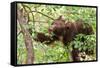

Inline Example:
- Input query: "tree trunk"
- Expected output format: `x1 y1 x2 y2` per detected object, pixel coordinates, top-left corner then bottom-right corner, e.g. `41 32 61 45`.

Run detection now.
17 8 34 64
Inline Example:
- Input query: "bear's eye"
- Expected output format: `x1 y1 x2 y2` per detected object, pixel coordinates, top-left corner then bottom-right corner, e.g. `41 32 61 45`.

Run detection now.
67 27 69 29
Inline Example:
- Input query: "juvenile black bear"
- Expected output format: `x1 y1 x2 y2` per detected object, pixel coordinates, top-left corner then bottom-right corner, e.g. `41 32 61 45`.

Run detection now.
34 16 94 45
49 16 94 45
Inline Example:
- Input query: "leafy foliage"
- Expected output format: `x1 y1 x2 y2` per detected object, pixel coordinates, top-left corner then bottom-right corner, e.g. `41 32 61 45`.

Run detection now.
71 34 96 53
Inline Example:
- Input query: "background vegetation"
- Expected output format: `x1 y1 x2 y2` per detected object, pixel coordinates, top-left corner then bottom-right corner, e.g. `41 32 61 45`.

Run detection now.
17 3 97 64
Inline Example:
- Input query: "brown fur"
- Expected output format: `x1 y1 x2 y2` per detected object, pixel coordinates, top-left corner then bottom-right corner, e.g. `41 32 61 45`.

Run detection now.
49 16 94 45
35 16 94 45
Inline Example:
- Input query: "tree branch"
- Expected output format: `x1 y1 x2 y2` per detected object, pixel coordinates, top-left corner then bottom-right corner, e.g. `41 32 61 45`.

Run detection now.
30 10 55 20
21 4 35 22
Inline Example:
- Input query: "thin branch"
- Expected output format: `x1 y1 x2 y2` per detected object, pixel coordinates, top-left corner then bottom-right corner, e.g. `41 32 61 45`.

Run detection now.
21 4 37 34
21 4 54 20
30 10 55 20
17 30 22 36
21 4 55 21
22 4 35 22
29 20 48 23
21 4 30 23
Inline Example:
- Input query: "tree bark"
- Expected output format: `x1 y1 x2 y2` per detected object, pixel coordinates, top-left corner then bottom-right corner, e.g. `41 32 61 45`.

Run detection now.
17 8 34 64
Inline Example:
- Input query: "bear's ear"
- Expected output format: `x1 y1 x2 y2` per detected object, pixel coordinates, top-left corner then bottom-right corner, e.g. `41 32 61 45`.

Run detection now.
57 15 66 22
57 15 64 20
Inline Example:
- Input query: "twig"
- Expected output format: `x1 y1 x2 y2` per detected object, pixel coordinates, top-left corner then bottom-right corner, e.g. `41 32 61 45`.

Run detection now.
21 4 35 22
21 4 31 23
30 10 55 20
21 4 55 20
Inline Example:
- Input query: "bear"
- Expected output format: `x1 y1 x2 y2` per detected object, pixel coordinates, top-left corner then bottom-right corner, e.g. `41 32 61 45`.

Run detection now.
49 16 94 45
34 16 94 45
